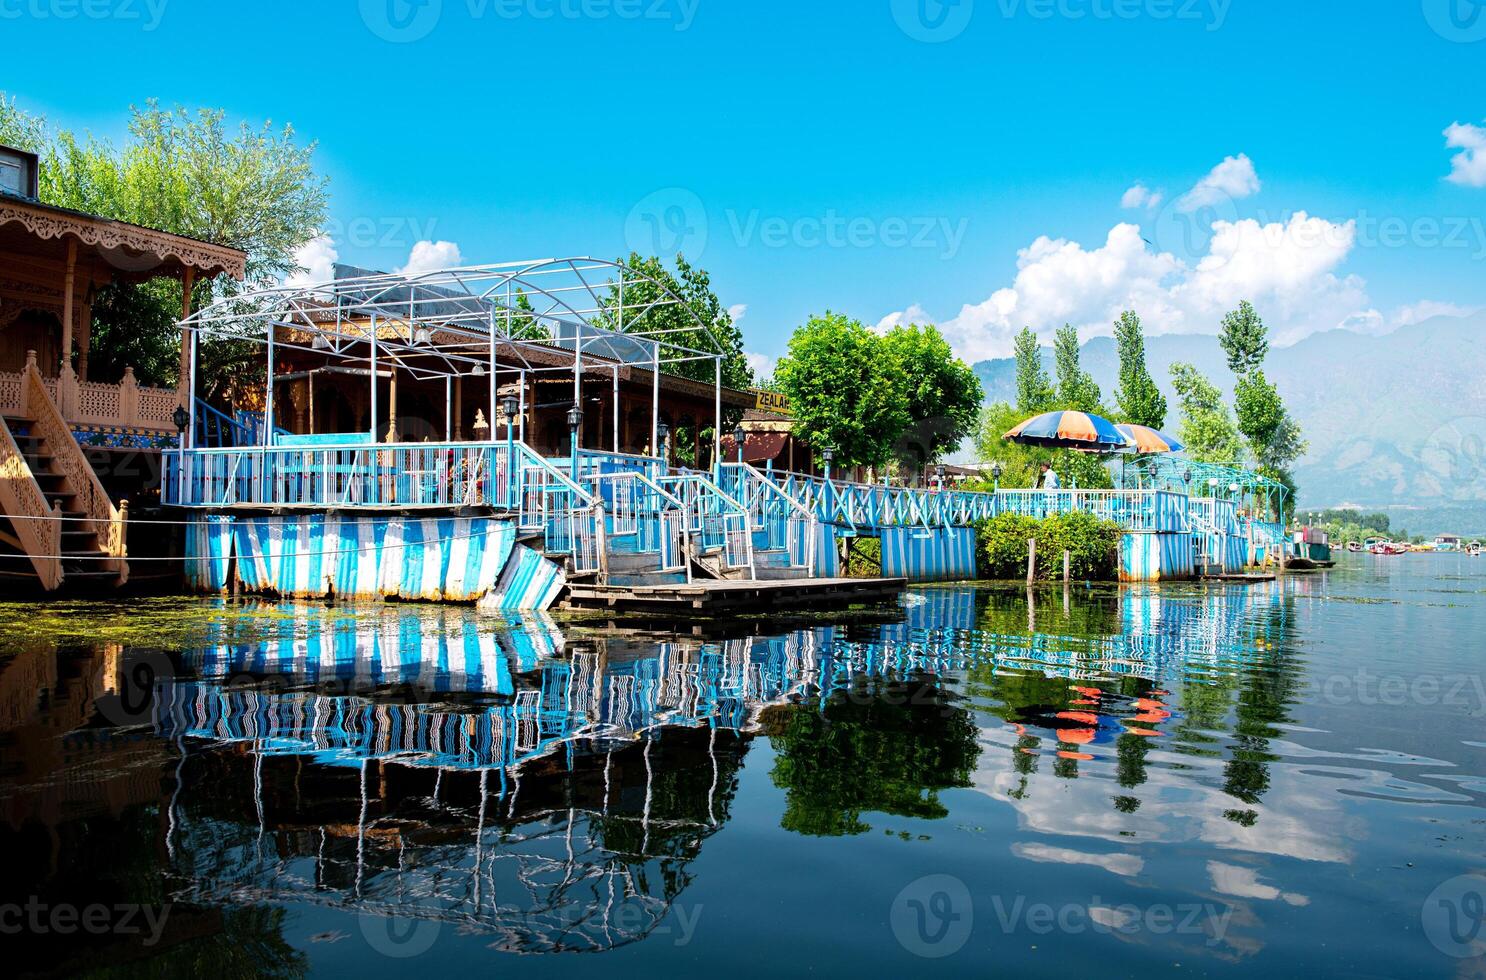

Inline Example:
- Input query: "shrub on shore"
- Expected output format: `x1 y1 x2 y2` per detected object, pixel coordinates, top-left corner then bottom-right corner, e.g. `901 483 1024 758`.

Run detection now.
976 512 1122 581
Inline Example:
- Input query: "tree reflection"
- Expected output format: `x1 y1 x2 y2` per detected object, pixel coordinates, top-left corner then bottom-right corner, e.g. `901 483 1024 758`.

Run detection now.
762 677 981 836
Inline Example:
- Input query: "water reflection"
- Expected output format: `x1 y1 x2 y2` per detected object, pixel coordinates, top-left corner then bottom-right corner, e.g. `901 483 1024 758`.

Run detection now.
3 565 1482 974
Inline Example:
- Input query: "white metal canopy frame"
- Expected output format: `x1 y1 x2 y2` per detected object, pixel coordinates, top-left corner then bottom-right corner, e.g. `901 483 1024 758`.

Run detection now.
177 256 734 456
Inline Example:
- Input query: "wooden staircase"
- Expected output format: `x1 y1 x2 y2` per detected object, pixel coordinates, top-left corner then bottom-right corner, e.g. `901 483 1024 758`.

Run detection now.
0 356 127 591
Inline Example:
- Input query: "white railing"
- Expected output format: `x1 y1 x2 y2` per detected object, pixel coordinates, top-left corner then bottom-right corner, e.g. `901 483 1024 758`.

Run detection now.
720 462 819 569
165 442 515 510
994 489 1188 532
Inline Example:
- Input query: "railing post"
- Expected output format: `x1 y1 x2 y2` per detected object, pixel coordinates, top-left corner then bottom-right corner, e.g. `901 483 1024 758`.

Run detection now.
120 367 140 426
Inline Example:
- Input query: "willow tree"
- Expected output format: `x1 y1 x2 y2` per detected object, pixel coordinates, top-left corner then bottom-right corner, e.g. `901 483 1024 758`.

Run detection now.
0 94 328 390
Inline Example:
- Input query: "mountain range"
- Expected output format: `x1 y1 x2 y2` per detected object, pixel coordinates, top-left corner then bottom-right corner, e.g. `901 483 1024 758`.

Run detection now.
970 312 1486 537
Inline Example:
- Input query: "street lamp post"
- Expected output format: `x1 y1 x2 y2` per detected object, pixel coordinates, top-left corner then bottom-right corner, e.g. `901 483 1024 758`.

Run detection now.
991 461 1003 494
656 422 670 475
936 464 946 492
567 405 584 478
172 404 190 449
821 446 834 482
501 394 519 504
733 423 746 465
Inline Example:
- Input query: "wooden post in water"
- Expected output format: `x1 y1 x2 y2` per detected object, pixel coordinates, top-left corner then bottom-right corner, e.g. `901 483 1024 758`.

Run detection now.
1027 537 1037 584
1063 550 1071 584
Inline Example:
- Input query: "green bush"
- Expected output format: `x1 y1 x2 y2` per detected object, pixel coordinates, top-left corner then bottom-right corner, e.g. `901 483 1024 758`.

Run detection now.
976 511 1122 581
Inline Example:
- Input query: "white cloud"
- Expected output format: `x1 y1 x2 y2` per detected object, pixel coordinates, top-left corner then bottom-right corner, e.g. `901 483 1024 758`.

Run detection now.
1394 299 1479 324
398 240 463 276
1012 843 1144 877
879 211 1369 361
728 303 748 324
1340 299 1480 336
1120 183 1163 210
1176 153 1261 212
745 351 775 380
1208 861 1310 906
1444 121 1486 187
285 234 338 289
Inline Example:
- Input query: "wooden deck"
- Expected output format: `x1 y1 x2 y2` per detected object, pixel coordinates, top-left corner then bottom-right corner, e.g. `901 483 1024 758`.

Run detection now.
561 576 908 614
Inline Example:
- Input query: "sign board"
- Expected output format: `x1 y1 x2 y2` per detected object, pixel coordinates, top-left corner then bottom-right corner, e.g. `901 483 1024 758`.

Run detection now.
753 389 792 416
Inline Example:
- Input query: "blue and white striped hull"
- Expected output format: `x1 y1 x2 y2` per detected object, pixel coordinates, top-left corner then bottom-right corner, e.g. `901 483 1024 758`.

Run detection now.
185 515 564 609
879 526 978 582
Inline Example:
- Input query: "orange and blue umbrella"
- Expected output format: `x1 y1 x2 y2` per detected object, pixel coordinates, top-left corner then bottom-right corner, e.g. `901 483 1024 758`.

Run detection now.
1003 411 1131 451
1114 423 1184 454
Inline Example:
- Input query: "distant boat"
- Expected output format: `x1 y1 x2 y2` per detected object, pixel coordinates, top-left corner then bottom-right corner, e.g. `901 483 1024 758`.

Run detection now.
1286 526 1336 570
1345 541 1362 553
1468 541 1483 557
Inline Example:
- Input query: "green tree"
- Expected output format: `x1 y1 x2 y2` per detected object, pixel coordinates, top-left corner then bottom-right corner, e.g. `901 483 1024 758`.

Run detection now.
1053 323 1101 412
1013 326 1054 413
1169 361 1244 463
763 682 980 837
1235 370 1306 471
1112 310 1167 428
596 252 751 389
880 322 983 469
974 401 1045 488
1219 300 1270 376
0 94 328 388
775 312 909 468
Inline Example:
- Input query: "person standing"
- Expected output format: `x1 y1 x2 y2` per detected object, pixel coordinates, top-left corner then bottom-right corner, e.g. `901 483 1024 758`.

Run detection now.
1037 462 1060 490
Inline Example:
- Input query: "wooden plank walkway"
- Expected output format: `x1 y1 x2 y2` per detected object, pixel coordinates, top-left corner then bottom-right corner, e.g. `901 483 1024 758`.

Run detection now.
561 576 907 614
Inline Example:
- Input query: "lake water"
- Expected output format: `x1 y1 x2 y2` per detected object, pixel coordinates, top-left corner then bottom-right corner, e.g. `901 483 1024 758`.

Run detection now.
2 555 1484 978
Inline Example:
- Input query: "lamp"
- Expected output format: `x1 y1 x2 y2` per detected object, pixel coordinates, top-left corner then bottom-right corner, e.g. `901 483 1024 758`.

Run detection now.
567 405 584 476
172 404 190 433
414 326 431 345
471 363 486 378
500 394 519 421
311 333 332 351
936 463 946 489
991 460 1003 492
656 422 671 469
732 423 746 463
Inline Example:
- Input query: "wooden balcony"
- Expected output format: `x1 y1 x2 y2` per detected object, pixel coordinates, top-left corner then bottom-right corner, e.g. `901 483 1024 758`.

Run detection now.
0 360 178 446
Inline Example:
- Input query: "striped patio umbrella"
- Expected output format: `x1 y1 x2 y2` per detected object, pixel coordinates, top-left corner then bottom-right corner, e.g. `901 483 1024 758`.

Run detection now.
1003 411 1131 452
1114 423 1185 454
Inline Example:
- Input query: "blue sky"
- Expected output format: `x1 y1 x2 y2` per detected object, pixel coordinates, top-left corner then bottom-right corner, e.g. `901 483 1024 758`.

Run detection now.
5 0 1486 371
